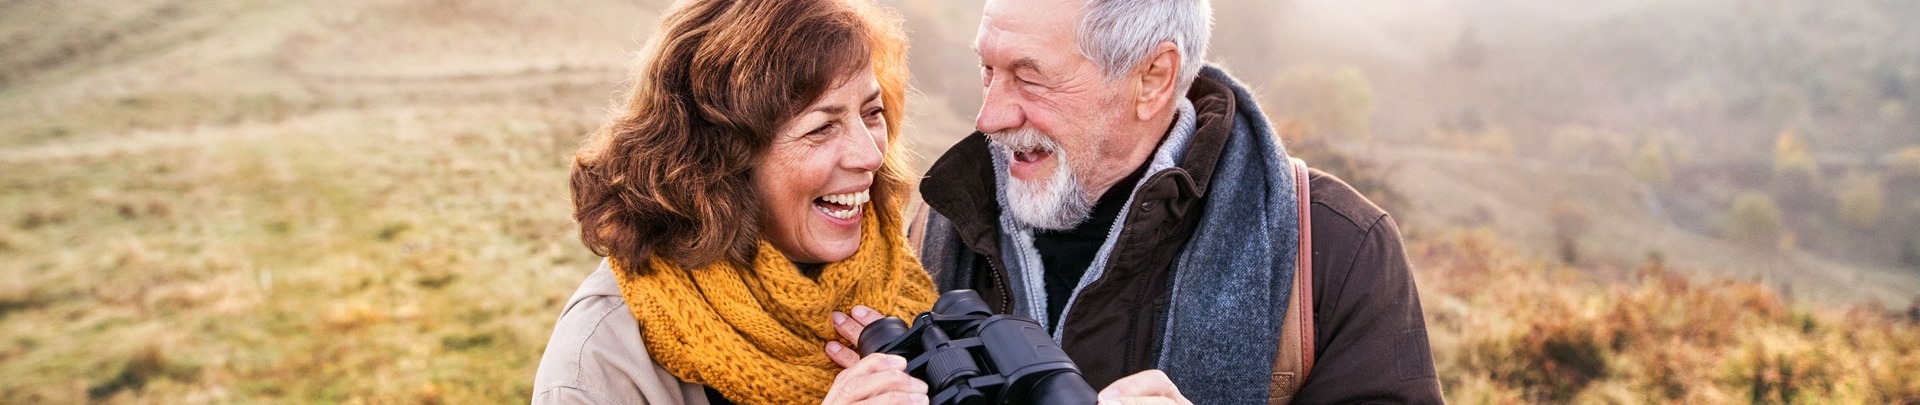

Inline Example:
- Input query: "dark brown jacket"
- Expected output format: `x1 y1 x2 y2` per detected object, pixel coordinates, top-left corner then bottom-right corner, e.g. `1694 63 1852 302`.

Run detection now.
916 73 1442 403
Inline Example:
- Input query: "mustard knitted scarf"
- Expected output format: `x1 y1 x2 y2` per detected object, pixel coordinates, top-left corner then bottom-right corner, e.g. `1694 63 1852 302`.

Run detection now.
611 214 937 405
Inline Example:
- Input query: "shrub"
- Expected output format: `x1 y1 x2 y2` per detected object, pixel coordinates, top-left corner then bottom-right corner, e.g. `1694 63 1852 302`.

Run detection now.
1412 229 1920 403
1889 146 1920 180
1719 191 1786 248
1836 173 1885 230
1549 198 1593 264
1630 138 1673 188
1772 129 1823 197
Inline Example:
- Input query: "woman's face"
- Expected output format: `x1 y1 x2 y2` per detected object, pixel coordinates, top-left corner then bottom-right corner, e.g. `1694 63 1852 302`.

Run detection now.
753 68 889 264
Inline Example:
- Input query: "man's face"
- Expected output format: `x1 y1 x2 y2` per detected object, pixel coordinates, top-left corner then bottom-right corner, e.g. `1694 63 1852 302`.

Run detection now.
975 0 1142 230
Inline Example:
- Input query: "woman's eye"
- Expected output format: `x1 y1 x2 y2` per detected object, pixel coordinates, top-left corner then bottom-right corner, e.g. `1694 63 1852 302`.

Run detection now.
806 123 836 138
864 108 885 122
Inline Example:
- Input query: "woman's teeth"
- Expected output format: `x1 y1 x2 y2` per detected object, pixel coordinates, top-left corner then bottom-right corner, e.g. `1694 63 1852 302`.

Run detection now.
820 190 869 206
819 205 861 220
815 190 870 220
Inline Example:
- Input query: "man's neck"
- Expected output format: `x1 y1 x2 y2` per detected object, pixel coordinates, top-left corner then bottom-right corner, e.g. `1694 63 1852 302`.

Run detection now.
1086 107 1180 198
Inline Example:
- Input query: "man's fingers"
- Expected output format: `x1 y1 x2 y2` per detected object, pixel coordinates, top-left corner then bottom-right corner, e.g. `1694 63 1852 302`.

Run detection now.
1099 369 1176 396
1096 398 1180 405
1097 370 1191 405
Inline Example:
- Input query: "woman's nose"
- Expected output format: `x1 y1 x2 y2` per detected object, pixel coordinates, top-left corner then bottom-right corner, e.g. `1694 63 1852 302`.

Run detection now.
842 122 883 173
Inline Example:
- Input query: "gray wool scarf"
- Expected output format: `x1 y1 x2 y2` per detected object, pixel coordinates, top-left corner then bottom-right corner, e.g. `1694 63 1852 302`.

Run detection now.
1154 66 1301 403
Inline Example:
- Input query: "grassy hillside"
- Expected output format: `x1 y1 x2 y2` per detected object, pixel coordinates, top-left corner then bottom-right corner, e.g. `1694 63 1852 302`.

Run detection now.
1416 228 1920 403
2 0 1916 403
1 0 648 401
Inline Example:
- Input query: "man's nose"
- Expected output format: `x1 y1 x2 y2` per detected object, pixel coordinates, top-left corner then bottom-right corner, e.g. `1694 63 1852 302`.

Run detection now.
975 75 1023 134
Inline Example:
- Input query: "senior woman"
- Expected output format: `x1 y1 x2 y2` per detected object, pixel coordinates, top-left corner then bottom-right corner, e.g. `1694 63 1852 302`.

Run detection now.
531 0 936 404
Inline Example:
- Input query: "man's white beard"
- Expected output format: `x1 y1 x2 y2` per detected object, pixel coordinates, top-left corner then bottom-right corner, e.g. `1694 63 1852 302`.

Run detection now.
990 127 1095 231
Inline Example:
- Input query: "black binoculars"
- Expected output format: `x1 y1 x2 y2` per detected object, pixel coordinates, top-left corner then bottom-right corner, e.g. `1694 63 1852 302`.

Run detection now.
856 290 1099 405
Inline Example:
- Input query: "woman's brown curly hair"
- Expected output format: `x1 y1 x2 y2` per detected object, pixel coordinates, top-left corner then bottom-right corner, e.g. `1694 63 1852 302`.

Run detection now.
570 0 913 269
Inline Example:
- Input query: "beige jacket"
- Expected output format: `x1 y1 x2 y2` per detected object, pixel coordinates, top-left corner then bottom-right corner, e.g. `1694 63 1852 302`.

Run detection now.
532 260 710 405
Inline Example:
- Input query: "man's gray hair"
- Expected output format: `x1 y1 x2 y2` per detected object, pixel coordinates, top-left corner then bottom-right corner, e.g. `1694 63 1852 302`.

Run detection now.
1076 0 1213 93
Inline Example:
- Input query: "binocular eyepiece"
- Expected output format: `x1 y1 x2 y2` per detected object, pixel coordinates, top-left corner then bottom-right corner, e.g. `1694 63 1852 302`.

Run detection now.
856 290 1098 405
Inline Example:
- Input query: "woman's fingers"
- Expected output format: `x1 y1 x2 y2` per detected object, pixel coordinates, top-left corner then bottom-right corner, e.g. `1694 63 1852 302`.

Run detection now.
825 340 860 368
824 307 923 404
856 391 931 405
828 354 926 404
832 306 886 348
849 355 926 396
827 309 871 368
850 305 885 324
831 311 866 349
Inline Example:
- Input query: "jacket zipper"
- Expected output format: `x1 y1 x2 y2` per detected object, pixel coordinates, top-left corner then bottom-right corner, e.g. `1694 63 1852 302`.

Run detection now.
984 254 1014 314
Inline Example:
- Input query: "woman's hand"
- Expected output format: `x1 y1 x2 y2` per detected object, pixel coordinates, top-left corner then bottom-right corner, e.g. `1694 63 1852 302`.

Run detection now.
1097 370 1193 405
821 353 928 405
825 305 886 368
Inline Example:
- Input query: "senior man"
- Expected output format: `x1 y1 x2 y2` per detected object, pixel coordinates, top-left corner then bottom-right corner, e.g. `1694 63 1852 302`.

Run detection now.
827 0 1442 403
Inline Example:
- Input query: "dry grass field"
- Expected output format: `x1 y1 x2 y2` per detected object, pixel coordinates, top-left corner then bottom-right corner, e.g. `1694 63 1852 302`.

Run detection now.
1 0 648 401
2 0 1916 403
1414 229 1920 403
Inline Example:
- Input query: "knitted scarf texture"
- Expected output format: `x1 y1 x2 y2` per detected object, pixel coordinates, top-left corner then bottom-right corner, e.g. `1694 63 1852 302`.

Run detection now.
612 214 937 404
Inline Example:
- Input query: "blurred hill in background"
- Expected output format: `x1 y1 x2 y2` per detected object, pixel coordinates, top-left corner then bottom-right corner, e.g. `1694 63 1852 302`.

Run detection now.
1 0 1915 402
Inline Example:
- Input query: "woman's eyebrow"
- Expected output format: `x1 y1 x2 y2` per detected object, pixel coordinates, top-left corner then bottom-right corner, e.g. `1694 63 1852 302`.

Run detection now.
807 88 884 116
808 105 848 115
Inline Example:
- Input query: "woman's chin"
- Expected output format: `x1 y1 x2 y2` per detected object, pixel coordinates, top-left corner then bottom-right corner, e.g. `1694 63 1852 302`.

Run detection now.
800 219 863 263
798 240 860 264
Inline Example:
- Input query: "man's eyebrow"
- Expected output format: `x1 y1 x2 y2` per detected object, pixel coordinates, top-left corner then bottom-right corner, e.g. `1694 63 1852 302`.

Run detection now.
863 90 881 106
1009 57 1042 74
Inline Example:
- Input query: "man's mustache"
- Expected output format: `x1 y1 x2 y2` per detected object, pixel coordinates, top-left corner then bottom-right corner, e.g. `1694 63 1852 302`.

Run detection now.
987 127 1060 153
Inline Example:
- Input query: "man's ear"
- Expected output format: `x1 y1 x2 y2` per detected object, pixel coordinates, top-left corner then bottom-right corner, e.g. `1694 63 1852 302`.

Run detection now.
1133 41 1181 121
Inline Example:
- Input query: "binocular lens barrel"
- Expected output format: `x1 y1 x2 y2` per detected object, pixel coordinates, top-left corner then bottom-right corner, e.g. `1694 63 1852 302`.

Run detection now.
857 317 910 356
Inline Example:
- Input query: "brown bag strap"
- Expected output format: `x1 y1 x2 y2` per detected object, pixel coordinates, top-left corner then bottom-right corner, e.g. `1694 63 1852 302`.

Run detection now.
1269 158 1316 405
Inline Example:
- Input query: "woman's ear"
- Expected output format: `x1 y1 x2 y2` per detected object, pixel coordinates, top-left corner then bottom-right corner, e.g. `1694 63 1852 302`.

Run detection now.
1133 41 1182 121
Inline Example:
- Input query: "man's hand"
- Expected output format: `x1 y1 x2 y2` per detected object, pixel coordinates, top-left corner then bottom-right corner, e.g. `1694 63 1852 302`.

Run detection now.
825 305 886 368
1097 370 1193 405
